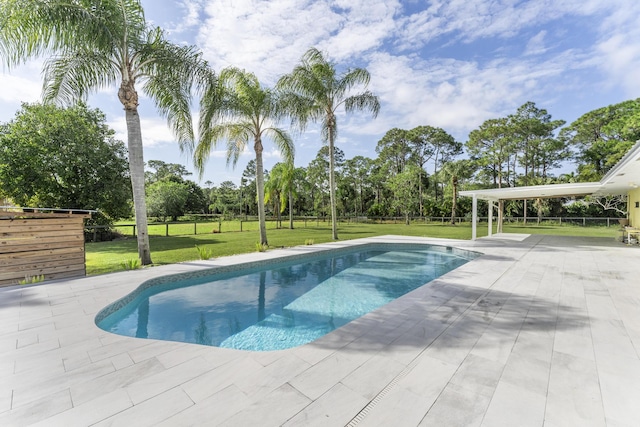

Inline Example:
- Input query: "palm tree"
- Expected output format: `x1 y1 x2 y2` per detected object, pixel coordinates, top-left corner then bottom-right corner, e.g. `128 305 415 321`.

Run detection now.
0 0 211 265
265 162 296 229
195 67 294 246
278 47 380 240
264 169 283 228
440 159 475 226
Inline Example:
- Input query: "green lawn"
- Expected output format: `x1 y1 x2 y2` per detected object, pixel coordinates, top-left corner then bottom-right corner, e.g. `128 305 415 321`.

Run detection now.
85 219 618 276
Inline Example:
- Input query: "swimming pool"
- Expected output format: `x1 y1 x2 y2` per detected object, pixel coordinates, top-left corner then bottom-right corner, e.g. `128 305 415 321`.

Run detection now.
96 243 480 351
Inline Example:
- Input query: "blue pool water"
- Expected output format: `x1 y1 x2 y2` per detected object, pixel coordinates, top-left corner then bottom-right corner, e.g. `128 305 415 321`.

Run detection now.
96 244 479 351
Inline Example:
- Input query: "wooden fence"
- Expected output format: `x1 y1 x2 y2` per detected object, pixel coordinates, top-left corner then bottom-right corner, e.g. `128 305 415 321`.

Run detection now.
0 210 90 286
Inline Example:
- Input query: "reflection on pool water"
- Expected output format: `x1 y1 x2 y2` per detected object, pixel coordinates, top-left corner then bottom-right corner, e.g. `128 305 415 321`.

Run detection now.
96 244 480 351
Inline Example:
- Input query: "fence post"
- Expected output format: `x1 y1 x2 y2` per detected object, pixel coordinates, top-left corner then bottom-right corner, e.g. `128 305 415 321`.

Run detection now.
583 217 586 227
194 218 197 235
166 223 169 237
218 219 222 233
132 225 136 237
240 220 243 232
607 218 610 227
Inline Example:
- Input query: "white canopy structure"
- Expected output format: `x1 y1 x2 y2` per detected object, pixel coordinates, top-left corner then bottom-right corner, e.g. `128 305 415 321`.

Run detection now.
459 141 640 239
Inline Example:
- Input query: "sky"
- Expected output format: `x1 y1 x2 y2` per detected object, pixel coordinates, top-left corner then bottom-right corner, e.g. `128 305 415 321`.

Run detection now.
1 0 639 187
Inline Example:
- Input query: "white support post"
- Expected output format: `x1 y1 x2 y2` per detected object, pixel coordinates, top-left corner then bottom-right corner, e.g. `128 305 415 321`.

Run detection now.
488 200 493 237
472 194 478 240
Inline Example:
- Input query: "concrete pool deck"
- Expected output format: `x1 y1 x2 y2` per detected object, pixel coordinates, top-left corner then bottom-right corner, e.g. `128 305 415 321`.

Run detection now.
1 234 639 426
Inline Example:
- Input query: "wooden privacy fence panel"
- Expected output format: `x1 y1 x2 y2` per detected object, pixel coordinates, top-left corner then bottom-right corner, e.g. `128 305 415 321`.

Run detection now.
0 211 90 286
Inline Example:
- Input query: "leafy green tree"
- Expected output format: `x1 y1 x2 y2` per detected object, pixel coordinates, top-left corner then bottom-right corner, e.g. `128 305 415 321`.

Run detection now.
196 68 294 245
561 98 640 181
375 128 412 175
466 118 514 187
408 125 458 207
306 146 345 216
240 160 258 216
387 164 422 225
466 103 566 224
368 158 391 215
278 47 380 240
146 180 189 221
0 0 212 265
291 167 310 215
509 102 566 184
373 130 414 216
144 160 206 214
343 156 374 216
0 102 131 223
146 160 192 184
209 181 241 215
182 180 207 214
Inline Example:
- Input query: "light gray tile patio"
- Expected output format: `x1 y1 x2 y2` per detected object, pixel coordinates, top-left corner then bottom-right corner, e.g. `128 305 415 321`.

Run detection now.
1 234 639 426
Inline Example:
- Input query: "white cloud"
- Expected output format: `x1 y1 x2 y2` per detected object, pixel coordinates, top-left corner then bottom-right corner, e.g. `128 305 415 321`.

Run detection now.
395 0 608 50
0 62 44 104
318 0 400 62
592 1 640 95
360 49 590 141
197 0 334 82
525 30 547 56
108 116 180 148
596 34 640 94
166 0 205 34
0 74 41 104
196 0 399 83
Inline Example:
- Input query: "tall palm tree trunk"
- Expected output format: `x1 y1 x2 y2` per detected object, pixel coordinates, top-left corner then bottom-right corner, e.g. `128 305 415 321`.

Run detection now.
328 130 338 240
418 171 424 217
276 196 281 228
254 138 268 245
124 108 152 265
288 190 294 229
450 175 458 225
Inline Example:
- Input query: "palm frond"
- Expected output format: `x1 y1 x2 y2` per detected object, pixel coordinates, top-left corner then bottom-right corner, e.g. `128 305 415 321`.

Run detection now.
336 67 371 97
224 122 253 167
136 26 212 152
0 0 145 68
264 127 295 165
42 49 119 105
344 91 380 118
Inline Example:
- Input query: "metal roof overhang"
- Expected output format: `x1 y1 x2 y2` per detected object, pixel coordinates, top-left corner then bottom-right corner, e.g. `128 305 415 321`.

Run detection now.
460 140 640 201
459 182 603 201
594 140 640 196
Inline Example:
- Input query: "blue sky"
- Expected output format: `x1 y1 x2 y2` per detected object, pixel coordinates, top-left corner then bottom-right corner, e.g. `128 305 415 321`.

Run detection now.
1 0 639 186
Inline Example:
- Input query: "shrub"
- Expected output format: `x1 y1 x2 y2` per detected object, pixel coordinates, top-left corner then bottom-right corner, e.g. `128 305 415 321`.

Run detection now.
195 245 214 260
120 258 141 270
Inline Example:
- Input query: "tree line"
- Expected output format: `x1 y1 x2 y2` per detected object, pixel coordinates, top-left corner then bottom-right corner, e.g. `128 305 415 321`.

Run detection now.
3 97 637 229
150 97 638 224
